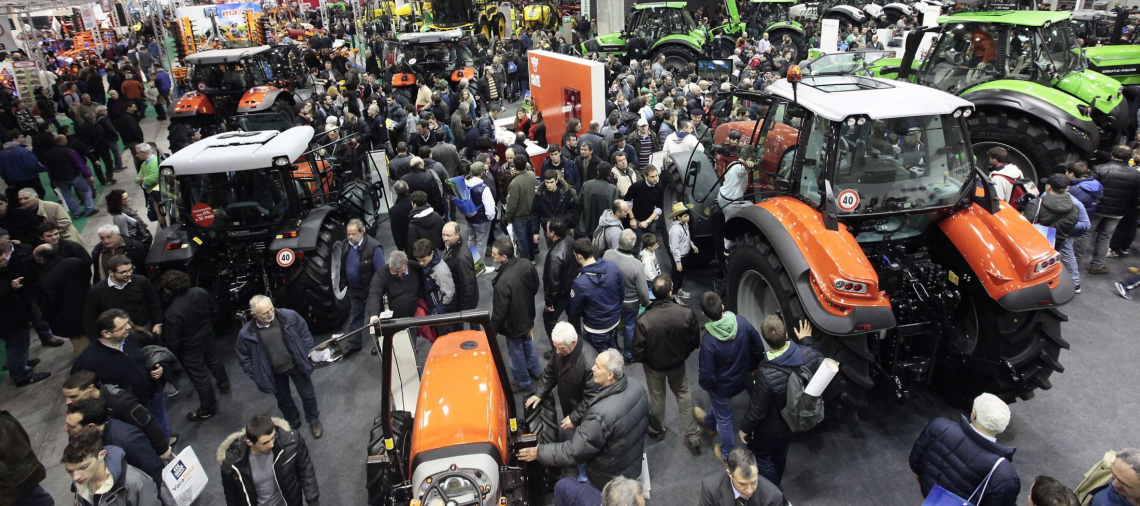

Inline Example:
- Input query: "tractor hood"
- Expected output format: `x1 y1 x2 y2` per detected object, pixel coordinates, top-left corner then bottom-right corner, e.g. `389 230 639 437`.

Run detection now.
1084 45 1140 83
1053 70 1125 114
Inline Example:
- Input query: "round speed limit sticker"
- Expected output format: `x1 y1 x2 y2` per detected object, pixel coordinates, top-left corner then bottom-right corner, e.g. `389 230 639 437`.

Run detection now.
276 249 296 267
837 190 860 212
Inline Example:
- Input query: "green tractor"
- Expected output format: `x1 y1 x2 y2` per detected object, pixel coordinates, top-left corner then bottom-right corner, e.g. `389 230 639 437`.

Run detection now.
581 0 745 69
1079 10 1140 86
745 0 807 61
877 10 1129 183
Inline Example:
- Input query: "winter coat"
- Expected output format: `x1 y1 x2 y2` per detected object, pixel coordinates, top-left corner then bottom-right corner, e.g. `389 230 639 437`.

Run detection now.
90 237 149 284
669 220 693 264
536 375 649 491
596 210 625 254
72 445 160 506
699 469 786 506
235 308 316 393
163 287 218 352
575 155 602 183
578 179 621 243
698 314 765 398
34 257 90 337
568 259 625 333
602 249 650 307
633 298 699 372
504 170 537 223
400 169 446 215
579 131 607 158
541 157 580 192
0 411 47 502
389 195 413 252
73 333 156 403
421 253 455 314
1021 193 1081 244
115 112 145 144
102 419 164 484
1068 194 1091 238
491 257 540 337
542 236 579 307
99 384 169 457
406 205 445 253
0 142 45 182
33 200 81 242
663 131 703 158
0 255 32 328
531 183 577 230
1068 177 1103 217
1091 159 1140 217
740 341 825 439
365 264 424 320
443 239 479 311
219 417 320 506
910 415 1020 506
42 145 89 182
534 340 600 426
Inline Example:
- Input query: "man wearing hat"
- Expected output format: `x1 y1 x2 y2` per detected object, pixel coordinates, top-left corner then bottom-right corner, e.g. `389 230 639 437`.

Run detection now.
609 132 638 171
1021 174 1085 257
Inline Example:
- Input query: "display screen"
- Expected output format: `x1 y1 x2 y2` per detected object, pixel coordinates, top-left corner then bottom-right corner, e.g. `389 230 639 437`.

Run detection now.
697 59 731 81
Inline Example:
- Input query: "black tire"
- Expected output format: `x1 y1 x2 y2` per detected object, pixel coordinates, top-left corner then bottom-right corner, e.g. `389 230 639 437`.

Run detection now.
769 29 807 63
271 100 295 124
654 46 698 75
967 108 1084 184
725 232 872 409
284 215 349 329
934 295 1069 406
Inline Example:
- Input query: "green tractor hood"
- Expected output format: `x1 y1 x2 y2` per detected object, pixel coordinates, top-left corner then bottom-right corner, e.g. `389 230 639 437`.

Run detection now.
1053 69 1126 114
1084 45 1140 85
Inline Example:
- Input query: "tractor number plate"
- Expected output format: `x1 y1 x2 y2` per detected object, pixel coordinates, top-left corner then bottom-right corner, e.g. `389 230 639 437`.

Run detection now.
276 249 296 267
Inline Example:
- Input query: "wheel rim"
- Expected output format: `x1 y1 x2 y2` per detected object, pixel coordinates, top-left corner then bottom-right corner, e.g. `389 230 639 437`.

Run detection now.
738 271 781 345
497 16 506 38
972 141 1038 187
330 242 348 301
663 54 689 74
480 19 491 39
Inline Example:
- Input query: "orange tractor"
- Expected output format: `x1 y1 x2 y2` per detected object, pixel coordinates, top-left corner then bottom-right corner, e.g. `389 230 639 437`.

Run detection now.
366 311 542 505
669 72 1075 410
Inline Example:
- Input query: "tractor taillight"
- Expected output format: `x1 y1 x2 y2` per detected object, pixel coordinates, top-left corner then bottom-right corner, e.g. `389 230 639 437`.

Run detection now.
165 242 183 250
832 278 868 294
1034 254 1061 273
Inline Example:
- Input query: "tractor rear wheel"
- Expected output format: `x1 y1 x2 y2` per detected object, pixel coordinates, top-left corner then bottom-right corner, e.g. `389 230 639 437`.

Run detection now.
655 47 698 75
770 29 806 62
934 294 1069 406
968 109 1083 184
285 215 349 329
726 232 872 409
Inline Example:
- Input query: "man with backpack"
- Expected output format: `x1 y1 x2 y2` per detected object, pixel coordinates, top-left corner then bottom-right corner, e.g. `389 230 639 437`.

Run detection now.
593 200 629 255
739 315 823 487
986 147 1027 205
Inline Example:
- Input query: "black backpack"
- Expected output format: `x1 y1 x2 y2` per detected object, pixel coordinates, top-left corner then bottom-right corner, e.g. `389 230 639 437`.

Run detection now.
759 362 824 433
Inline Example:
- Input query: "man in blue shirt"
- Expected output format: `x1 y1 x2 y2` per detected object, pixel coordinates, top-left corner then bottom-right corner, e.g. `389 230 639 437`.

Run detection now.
340 218 384 355
150 65 172 121
1091 450 1140 506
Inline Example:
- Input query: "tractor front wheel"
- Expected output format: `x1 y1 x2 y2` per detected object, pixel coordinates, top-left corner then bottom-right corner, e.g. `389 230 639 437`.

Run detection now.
284 215 349 329
968 109 1083 184
726 232 872 410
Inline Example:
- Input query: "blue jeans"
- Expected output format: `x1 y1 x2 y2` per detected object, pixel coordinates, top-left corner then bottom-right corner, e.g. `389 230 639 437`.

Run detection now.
273 370 321 427
620 304 639 360
581 328 617 354
1059 238 1080 286
747 434 791 487
512 217 533 261
553 478 601 506
56 175 95 214
704 393 736 461
3 325 33 383
1123 274 1140 291
13 485 54 506
148 391 171 441
506 332 541 388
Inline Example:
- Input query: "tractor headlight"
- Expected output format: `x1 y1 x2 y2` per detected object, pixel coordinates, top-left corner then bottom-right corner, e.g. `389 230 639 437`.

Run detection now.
160 167 175 176
846 118 857 127
962 108 972 117
273 156 291 167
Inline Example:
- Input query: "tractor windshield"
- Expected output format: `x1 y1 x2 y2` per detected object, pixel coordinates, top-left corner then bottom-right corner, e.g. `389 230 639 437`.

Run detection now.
401 42 475 70
1036 23 1084 76
170 168 290 229
918 23 1003 93
191 61 271 93
804 50 891 77
831 114 973 215
752 2 789 24
430 0 476 27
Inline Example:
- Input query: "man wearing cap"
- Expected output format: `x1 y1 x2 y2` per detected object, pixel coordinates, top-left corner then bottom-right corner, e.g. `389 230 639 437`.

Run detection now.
609 132 638 172
1021 174 1084 252
649 103 667 138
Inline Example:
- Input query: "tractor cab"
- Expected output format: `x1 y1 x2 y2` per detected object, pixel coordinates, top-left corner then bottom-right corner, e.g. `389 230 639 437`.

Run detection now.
583 3 708 70
389 30 480 102
366 311 540 506
174 45 308 132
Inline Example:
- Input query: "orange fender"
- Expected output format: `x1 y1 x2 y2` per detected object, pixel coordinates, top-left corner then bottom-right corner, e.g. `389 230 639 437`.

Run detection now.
237 86 280 113
450 67 477 82
172 92 215 117
938 201 1072 308
391 72 417 87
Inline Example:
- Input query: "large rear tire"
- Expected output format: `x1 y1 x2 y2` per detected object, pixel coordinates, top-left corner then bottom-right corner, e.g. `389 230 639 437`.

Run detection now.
655 46 698 75
285 215 349 329
967 109 1083 184
769 29 807 62
725 232 872 409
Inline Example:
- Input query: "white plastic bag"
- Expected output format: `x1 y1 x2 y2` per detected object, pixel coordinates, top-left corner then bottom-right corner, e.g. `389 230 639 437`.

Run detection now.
162 446 208 506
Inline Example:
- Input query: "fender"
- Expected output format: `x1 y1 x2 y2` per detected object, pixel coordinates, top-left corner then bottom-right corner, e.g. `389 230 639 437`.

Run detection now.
650 37 702 56
236 86 290 113
863 4 883 18
962 86 1100 155
145 223 200 267
172 92 215 118
269 206 337 252
766 21 805 36
827 5 867 23
725 198 896 336
938 202 1074 311
883 3 913 15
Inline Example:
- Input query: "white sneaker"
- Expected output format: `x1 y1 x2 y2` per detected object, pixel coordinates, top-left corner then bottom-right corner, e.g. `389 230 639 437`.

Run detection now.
676 289 692 298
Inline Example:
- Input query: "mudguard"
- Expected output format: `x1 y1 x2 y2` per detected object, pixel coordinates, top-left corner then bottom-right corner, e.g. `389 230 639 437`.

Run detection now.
766 21 805 35
172 92 215 118
650 35 703 55
883 3 913 15
726 198 896 336
961 84 1100 154
145 223 199 267
938 202 1074 311
828 5 867 22
863 4 883 18
237 86 290 113
269 206 337 252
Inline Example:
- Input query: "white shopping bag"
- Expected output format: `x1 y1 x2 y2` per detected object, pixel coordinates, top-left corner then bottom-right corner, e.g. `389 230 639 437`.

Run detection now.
162 446 208 506
638 453 651 499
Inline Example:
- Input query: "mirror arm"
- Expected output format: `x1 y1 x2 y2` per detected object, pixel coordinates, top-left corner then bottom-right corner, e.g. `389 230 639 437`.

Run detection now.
823 180 839 231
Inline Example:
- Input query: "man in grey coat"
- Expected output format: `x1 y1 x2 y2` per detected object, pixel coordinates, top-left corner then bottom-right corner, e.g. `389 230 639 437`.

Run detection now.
519 349 649 491
602 230 650 361
699 448 787 506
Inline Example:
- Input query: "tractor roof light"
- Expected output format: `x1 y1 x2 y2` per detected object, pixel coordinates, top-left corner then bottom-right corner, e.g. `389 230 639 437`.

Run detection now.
273 156 291 167
160 167 175 176
786 64 803 83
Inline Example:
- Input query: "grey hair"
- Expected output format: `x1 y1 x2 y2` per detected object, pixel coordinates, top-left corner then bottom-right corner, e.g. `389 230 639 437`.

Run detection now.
410 156 424 169
97 224 121 237
598 349 625 379
1118 449 1140 477
972 393 1011 435
618 229 636 252
727 448 758 477
388 250 408 270
18 188 38 198
601 476 643 506
367 104 380 115
249 294 272 311
346 218 366 233
551 322 578 346
458 101 469 112
135 143 153 154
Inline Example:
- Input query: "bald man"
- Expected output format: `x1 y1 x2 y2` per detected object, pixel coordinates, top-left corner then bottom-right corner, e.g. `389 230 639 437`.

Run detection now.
442 222 478 313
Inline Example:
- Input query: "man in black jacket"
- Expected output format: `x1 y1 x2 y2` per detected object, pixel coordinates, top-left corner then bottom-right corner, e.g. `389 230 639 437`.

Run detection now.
91 225 147 284
442 222 478 313
0 233 51 386
219 414 320 506
161 270 230 421
520 348 649 491
62 370 170 459
0 195 41 246
1078 145 1140 273
114 102 145 173
400 157 446 220
541 218 579 339
0 410 53 505
33 244 91 356
1021 175 1081 250
388 181 413 252
366 251 424 328
699 448 787 506
66 398 164 485
77 112 116 184
532 170 578 249
633 275 701 452
406 190 445 253
83 255 163 342
490 237 542 391
525 322 599 433
38 222 92 264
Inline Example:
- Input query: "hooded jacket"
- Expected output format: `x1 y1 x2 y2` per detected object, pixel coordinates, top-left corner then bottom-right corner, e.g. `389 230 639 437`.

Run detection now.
1091 159 1140 217
235 308 315 394
536 375 649 491
698 313 765 398
568 259 625 334
406 205 445 253
219 417 320 506
1068 177 1103 217
491 256 541 337
596 210 625 253
663 131 703 157
72 445 160 506
910 415 1020 506
989 164 1023 203
740 341 825 439
1021 192 1080 244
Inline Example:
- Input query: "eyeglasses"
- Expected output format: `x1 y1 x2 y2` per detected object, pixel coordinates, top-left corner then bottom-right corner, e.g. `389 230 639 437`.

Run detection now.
114 266 134 275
